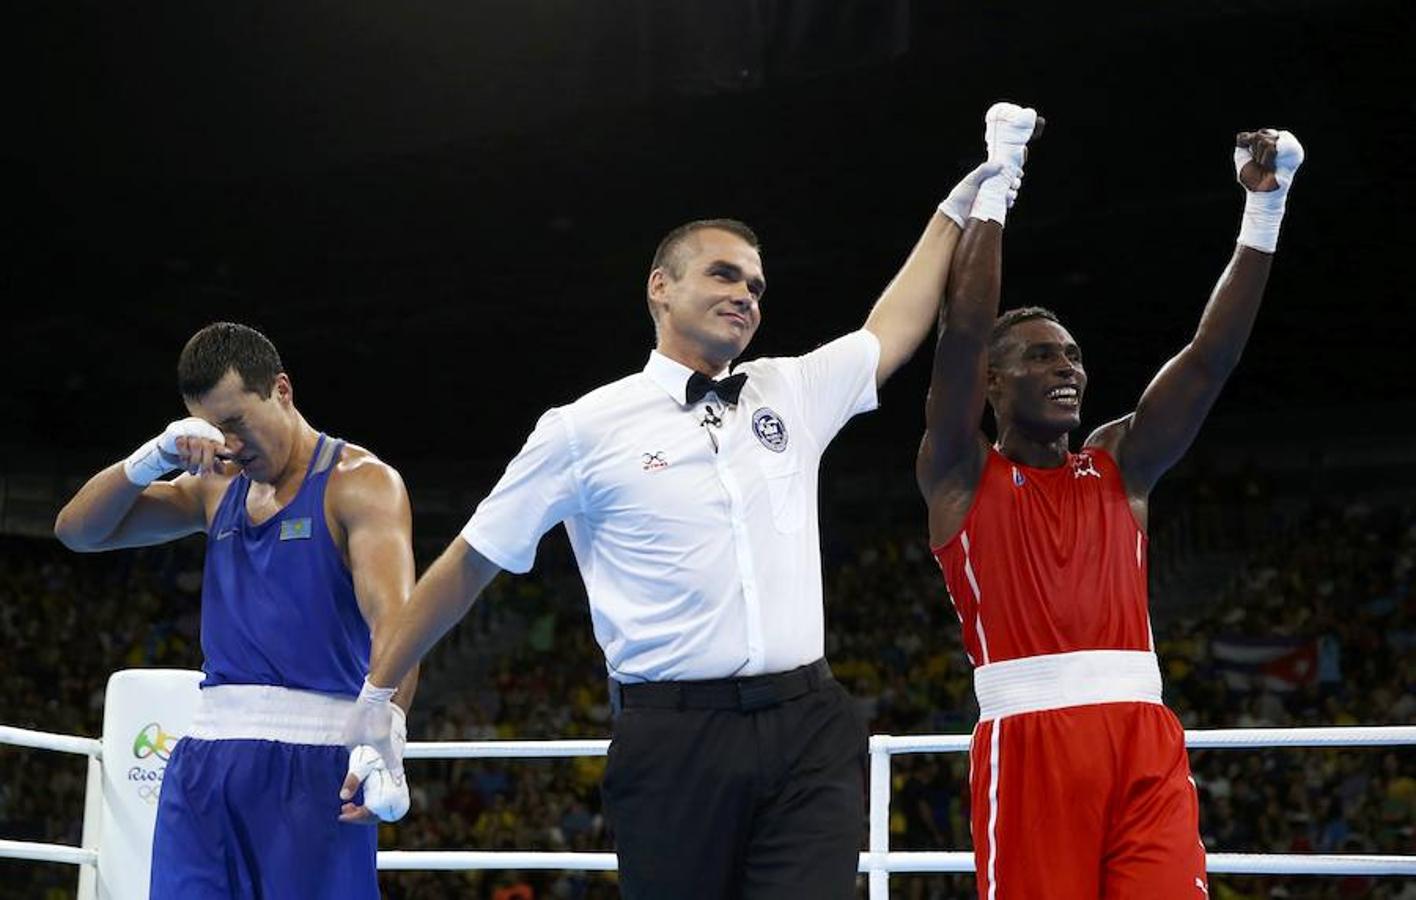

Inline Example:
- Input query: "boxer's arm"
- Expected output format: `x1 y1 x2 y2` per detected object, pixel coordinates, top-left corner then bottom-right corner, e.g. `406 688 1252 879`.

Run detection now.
1101 130 1303 496
916 219 999 536
332 456 419 824
55 429 227 550
335 457 420 712
1093 247 1273 495
917 105 1041 541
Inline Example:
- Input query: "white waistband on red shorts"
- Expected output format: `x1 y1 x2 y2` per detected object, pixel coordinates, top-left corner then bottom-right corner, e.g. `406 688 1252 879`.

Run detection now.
186 684 353 746
974 649 1163 721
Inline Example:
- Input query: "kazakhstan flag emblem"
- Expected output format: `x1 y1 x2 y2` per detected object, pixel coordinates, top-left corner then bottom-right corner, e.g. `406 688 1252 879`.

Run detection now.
279 517 313 541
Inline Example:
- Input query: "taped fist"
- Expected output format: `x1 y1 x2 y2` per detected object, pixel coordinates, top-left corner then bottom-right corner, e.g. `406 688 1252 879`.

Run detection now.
123 417 229 486
1234 129 1304 194
1233 128 1304 253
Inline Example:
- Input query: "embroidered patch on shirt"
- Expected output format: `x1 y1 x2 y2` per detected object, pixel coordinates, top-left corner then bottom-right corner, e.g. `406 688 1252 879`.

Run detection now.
641 451 669 471
752 408 788 453
279 517 313 541
1072 453 1102 479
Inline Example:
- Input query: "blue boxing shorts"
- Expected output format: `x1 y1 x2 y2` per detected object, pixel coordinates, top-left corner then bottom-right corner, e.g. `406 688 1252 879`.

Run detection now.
149 686 378 900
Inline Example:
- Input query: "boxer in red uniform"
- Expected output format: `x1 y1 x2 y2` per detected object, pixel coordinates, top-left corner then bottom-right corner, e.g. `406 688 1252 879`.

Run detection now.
918 105 1304 898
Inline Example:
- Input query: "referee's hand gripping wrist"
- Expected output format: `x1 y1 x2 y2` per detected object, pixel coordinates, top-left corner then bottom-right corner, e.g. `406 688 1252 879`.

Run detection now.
340 679 411 823
342 679 399 766
937 161 1008 228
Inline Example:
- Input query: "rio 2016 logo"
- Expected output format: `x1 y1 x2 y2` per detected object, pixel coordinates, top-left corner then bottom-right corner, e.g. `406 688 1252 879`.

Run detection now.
129 722 179 806
133 722 178 762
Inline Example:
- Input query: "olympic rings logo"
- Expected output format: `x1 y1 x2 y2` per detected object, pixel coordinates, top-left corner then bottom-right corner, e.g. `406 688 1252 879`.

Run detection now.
128 764 165 805
133 722 179 762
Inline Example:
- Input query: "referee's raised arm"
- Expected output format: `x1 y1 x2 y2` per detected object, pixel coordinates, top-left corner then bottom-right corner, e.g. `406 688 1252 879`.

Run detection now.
864 160 1007 388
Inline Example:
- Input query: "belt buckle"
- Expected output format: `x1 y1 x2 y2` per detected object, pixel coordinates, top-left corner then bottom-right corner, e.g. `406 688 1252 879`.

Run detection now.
737 679 779 712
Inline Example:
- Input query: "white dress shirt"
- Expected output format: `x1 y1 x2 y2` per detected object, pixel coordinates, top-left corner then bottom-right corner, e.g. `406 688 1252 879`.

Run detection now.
462 329 880 682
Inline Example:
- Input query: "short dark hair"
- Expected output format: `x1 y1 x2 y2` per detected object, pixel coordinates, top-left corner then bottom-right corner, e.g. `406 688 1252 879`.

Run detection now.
650 218 760 280
988 306 1061 363
177 322 284 400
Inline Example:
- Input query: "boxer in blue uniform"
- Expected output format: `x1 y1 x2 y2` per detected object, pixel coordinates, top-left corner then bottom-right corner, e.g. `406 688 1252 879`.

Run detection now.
55 322 418 899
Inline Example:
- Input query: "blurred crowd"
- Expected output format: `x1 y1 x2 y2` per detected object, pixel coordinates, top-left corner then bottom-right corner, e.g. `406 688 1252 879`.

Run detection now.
0 536 205 900
1 491 1412 899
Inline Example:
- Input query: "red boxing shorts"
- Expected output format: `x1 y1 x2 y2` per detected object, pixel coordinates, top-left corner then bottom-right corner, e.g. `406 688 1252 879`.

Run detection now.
968 651 1208 899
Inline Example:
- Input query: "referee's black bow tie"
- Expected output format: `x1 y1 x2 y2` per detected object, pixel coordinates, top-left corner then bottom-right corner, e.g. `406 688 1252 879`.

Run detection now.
686 372 748 405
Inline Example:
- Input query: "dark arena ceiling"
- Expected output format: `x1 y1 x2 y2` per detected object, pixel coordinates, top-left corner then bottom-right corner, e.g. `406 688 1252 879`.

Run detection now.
5 0 1414 473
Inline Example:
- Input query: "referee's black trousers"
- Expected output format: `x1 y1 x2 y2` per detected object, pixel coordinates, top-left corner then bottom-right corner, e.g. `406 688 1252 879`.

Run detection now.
601 660 867 899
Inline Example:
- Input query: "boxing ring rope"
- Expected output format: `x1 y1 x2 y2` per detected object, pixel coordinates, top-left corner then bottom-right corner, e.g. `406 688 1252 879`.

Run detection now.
0 724 100 757
4 723 1415 897
0 839 97 867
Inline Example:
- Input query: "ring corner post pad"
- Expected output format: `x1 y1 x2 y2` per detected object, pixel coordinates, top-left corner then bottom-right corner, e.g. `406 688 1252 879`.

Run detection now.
95 669 203 900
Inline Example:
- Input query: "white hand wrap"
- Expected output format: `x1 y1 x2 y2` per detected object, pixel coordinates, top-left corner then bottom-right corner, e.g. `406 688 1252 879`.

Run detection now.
938 161 1019 228
123 417 226 486
346 705 410 822
1235 129 1305 253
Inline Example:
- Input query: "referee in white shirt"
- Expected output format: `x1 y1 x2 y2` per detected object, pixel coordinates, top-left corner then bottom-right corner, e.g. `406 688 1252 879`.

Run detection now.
343 158 1010 898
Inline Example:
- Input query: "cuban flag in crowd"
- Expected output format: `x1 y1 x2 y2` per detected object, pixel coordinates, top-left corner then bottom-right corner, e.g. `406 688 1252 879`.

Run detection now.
1210 636 1319 692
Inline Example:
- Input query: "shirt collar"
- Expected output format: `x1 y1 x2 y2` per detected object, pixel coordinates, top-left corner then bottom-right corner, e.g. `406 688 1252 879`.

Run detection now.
643 350 731 406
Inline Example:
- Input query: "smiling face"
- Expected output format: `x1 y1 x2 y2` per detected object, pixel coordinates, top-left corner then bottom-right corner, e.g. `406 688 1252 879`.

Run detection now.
648 227 765 372
987 317 1087 438
184 369 298 484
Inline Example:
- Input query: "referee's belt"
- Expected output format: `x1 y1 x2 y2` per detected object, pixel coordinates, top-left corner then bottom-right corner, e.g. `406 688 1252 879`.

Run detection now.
610 658 833 713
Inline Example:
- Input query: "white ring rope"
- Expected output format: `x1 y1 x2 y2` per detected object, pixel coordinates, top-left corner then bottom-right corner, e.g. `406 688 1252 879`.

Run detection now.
876 725 1416 755
378 851 618 871
874 852 1416 876
1182 726 1416 749
373 850 1416 876
6 841 1411 878
1206 853 1416 876
0 725 101 758
5 725 1413 880
5 725 1404 764
0 839 97 867
404 738 609 759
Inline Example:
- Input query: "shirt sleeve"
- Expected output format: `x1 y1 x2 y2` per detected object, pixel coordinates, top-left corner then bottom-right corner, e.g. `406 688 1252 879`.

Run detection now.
790 329 881 448
460 408 581 574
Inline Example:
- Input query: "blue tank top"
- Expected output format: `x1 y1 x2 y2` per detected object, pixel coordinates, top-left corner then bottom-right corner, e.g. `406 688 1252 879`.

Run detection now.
199 434 370 696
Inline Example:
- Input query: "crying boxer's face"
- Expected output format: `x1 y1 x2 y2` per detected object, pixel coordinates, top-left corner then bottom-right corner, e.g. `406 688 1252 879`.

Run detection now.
186 369 296 483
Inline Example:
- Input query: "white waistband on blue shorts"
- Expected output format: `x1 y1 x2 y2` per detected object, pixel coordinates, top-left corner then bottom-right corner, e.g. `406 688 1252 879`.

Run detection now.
186 684 353 746
974 650 1163 721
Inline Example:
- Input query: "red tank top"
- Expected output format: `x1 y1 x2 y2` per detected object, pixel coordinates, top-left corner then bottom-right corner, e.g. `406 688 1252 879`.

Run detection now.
931 446 1152 666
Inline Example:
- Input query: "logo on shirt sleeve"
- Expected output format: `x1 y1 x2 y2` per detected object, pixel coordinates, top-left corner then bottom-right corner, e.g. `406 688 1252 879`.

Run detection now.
751 408 788 452
279 517 314 541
